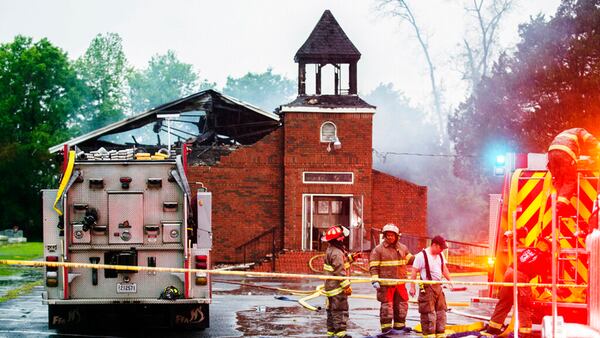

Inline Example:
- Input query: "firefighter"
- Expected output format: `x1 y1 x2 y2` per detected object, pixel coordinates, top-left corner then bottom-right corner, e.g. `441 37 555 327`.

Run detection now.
484 237 552 337
409 236 451 337
548 128 600 217
322 225 353 338
369 223 413 333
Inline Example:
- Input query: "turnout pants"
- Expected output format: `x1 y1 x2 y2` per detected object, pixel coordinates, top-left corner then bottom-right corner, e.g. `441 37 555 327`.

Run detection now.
547 150 577 217
377 284 408 332
417 284 447 335
488 269 533 337
326 293 349 337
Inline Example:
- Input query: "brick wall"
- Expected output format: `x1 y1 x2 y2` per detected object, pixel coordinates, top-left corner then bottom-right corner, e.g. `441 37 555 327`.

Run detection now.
186 113 427 264
283 111 374 250
187 128 284 262
371 169 427 238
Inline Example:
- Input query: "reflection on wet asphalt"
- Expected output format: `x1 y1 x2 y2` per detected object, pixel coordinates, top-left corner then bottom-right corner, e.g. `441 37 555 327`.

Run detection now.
0 275 493 337
0 267 42 298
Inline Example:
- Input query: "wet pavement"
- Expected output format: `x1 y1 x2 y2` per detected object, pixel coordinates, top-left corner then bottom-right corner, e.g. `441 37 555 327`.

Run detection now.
0 275 493 337
0 267 42 298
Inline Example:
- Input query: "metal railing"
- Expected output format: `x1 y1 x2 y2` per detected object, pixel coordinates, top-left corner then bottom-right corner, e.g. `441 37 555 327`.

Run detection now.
369 228 489 271
588 230 600 330
236 227 283 271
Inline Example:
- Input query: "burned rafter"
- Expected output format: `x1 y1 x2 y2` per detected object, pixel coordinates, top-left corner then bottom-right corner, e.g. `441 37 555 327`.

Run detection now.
49 90 281 158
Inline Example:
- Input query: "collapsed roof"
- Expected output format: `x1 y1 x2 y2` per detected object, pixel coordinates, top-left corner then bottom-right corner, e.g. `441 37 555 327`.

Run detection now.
49 90 280 154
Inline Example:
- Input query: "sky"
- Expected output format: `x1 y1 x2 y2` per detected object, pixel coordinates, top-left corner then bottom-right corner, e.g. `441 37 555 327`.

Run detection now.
0 0 560 109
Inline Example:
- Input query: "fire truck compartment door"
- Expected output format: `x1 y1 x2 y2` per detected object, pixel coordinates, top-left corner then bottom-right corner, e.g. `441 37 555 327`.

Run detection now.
108 192 144 244
196 191 212 249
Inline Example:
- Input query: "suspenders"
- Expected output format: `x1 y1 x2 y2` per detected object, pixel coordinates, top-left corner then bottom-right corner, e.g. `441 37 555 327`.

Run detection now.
421 249 444 281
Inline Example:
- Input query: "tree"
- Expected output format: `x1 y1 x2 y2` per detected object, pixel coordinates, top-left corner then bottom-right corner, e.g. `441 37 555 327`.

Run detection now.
129 50 215 113
75 33 130 133
222 68 295 112
368 84 488 241
376 0 445 137
450 0 600 178
460 0 514 90
0 36 83 238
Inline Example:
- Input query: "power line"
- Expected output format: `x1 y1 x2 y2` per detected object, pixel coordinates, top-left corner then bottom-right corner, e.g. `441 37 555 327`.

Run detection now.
372 149 477 162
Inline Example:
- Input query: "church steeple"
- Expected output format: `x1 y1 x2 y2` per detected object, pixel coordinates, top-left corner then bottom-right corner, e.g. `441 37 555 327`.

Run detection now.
295 10 361 96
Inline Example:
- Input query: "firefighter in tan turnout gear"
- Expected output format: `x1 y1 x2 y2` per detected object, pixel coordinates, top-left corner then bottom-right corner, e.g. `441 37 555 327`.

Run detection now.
323 225 354 338
369 223 413 333
409 236 451 337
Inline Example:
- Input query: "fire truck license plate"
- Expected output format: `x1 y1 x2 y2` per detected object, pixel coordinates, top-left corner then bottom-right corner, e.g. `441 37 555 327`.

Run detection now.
117 283 137 293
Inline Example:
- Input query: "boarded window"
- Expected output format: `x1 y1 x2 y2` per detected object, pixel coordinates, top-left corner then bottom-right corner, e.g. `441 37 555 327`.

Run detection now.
320 122 337 142
317 201 330 214
331 201 342 215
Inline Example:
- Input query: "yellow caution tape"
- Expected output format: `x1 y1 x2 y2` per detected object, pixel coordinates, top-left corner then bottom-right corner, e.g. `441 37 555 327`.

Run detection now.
52 150 75 216
0 259 586 289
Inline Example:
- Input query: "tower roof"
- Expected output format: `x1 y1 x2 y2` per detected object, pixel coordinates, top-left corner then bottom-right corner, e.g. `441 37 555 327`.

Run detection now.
294 10 361 64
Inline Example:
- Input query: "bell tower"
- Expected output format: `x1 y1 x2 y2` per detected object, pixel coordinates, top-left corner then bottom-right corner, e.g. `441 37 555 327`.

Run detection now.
282 10 375 252
295 10 360 96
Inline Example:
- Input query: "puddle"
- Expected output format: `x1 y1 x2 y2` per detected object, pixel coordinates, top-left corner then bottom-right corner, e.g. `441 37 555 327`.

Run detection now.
236 305 365 337
0 267 42 298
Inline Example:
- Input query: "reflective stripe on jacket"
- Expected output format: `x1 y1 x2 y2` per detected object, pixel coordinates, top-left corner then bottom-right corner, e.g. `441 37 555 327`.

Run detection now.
369 241 412 285
324 244 350 296
548 128 600 161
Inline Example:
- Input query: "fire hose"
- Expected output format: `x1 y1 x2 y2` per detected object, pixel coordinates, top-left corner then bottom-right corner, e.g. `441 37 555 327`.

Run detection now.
213 278 470 312
52 150 76 216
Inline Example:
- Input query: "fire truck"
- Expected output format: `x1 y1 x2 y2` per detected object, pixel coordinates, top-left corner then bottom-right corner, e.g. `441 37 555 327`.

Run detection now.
41 146 212 330
488 153 597 324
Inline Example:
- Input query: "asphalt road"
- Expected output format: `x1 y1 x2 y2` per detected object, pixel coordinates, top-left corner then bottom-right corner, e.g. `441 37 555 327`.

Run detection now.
0 276 492 337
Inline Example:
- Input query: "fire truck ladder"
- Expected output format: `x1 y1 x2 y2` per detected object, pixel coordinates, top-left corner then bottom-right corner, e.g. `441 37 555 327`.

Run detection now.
556 173 596 285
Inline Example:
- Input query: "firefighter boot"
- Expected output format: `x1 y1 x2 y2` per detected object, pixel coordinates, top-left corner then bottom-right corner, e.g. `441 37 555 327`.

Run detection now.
484 322 503 335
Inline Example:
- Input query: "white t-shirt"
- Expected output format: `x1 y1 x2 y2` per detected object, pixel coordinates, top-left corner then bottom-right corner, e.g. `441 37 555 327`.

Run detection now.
412 248 446 281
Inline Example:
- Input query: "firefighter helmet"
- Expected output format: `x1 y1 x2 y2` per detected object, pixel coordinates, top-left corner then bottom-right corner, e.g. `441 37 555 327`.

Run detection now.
321 225 350 242
160 285 181 300
382 223 400 236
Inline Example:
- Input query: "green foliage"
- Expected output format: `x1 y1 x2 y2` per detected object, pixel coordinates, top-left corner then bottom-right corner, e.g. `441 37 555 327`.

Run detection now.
74 33 130 133
0 242 44 260
223 68 295 112
129 50 215 113
0 242 43 276
0 281 42 303
450 0 600 178
0 36 82 239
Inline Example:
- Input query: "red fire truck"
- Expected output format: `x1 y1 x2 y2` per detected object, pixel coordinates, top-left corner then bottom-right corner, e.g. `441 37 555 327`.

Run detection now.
488 153 597 324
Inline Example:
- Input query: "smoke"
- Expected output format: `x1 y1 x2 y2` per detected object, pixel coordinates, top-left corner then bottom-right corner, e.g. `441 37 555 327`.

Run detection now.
366 83 489 242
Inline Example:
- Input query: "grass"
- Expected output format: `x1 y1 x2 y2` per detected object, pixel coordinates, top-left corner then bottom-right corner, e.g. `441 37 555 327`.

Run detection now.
0 280 42 303
0 242 44 260
0 242 43 276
